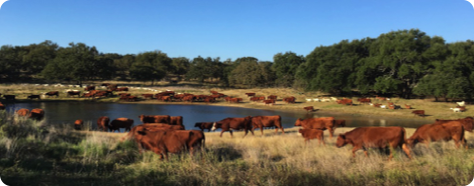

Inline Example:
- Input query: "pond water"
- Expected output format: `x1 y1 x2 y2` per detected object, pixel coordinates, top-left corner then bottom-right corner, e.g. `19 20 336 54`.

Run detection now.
4 102 430 131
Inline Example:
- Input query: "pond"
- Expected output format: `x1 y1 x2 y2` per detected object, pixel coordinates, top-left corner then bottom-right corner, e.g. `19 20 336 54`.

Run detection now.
4 102 430 131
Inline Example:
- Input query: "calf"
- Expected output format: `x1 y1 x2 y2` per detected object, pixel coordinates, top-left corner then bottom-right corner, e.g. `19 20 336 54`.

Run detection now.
299 129 325 146
411 110 425 117
336 127 412 160
294 117 336 138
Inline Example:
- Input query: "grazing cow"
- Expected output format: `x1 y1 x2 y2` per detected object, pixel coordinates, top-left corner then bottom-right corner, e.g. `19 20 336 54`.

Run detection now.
170 116 184 126
67 91 81 97
245 93 256 97
404 104 412 109
336 127 412 160
132 128 204 160
435 117 473 132
27 95 41 100
267 95 277 100
44 91 59 97
139 115 171 124
303 106 314 112
29 108 45 121
263 99 275 106
16 108 29 117
74 120 83 130
3 95 15 100
251 115 285 135
210 90 219 94
411 110 425 117
336 98 353 106
97 116 110 132
109 118 134 132
283 96 296 104
406 122 466 149
299 129 325 146
211 116 253 137
294 117 337 138
194 122 214 132
357 98 371 104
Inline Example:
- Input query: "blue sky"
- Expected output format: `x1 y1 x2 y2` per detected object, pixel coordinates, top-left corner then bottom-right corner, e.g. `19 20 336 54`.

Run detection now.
0 0 473 61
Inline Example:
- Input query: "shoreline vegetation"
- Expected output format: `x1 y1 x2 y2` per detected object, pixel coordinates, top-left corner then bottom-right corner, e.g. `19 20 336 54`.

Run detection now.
1 83 474 185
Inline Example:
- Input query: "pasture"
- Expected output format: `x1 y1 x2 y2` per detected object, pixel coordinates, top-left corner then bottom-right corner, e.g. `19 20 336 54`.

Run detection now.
0 111 473 185
0 82 472 122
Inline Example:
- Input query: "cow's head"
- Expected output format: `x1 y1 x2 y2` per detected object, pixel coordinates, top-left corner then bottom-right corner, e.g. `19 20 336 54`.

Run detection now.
405 138 417 148
211 122 220 131
138 115 145 122
194 122 202 128
336 134 347 148
294 118 303 126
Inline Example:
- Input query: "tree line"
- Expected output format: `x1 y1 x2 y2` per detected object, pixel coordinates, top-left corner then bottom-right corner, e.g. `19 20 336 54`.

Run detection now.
0 29 473 100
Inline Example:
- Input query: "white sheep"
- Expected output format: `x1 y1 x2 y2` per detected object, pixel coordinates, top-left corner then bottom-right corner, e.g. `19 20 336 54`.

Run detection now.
450 108 462 112
457 101 465 107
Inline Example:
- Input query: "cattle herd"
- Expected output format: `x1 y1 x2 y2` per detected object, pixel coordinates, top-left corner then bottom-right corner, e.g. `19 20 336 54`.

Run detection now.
2 84 473 161
61 112 474 161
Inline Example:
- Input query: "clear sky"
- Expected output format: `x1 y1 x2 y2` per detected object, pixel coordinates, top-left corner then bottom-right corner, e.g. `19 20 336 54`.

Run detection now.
0 0 473 62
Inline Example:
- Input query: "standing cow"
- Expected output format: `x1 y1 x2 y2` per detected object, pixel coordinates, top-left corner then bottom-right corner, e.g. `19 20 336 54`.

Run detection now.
336 127 412 160
97 116 110 132
406 122 466 149
194 122 214 132
251 115 284 135
29 108 45 121
211 116 253 137
294 117 336 138
109 118 134 132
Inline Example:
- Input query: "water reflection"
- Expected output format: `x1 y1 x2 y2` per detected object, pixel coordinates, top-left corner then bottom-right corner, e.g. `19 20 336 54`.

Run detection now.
5 102 429 130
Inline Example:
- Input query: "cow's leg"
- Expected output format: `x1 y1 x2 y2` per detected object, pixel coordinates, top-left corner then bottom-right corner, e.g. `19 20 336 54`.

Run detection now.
320 137 325 146
402 144 412 159
229 130 233 138
219 130 225 137
280 126 285 134
261 126 265 135
328 128 334 138
352 146 361 158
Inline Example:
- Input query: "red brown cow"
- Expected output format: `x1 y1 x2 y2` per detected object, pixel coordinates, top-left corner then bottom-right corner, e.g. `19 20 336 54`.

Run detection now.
294 117 336 138
263 99 275 106
267 95 277 100
211 116 253 137
139 114 171 124
97 116 110 132
303 106 314 112
29 108 45 121
44 91 59 97
16 108 29 117
435 117 473 132
406 122 466 149
67 91 81 97
74 119 83 130
109 118 134 132
251 115 285 135
194 122 214 132
357 98 371 104
283 96 296 104
170 116 183 126
245 93 256 97
121 123 186 141
404 104 412 109
142 94 154 99
299 129 325 146
336 98 353 106
411 110 425 117
336 127 412 160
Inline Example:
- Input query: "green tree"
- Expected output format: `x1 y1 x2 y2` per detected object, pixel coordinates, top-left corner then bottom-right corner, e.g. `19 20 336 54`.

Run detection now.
186 56 223 83
170 57 190 80
41 42 99 84
114 54 135 80
0 45 27 81
129 51 172 84
22 40 58 76
228 57 275 87
272 52 305 87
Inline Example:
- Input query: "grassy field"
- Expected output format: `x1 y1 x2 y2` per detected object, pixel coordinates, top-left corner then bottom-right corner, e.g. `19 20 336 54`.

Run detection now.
1 82 474 185
0 82 472 121
0 109 473 185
